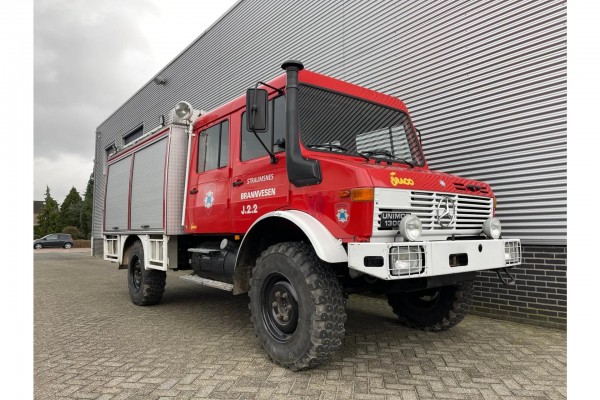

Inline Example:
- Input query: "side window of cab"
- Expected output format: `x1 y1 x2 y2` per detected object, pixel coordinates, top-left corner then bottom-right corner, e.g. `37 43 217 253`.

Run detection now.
198 120 229 172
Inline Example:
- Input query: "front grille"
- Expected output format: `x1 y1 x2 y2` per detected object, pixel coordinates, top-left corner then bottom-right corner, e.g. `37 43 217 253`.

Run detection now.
375 190 492 233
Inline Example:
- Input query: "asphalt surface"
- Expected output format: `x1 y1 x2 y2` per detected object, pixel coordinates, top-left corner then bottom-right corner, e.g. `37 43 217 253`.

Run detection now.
34 249 566 399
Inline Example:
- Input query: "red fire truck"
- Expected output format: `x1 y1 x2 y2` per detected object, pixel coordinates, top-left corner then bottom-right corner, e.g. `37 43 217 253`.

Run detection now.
103 60 521 370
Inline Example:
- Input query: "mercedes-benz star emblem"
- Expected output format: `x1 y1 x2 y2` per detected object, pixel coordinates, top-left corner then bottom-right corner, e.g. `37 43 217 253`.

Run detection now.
436 196 457 228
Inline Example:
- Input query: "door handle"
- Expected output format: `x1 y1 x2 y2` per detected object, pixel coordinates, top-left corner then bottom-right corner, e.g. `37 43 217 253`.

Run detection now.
233 179 244 187
190 188 198 194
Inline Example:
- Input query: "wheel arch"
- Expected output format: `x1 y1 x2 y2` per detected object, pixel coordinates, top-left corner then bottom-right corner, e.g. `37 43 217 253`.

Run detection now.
119 235 139 269
233 210 348 294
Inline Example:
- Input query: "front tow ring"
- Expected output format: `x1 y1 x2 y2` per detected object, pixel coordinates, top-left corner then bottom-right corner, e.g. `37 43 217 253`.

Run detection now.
496 267 516 287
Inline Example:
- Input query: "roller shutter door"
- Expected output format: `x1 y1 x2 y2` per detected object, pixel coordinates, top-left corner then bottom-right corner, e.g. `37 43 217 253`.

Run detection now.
130 138 168 230
104 156 131 231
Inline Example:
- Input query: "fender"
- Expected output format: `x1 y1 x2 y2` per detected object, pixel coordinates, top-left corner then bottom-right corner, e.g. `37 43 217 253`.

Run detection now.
238 210 348 265
110 234 172 271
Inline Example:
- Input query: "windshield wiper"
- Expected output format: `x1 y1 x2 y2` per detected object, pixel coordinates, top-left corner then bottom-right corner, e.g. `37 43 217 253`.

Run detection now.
307 143 370 161
363 149 394 158
363 149 414 167
308 143 348 152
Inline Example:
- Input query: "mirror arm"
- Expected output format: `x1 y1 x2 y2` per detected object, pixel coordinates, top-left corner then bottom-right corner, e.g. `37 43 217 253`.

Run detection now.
257 81 284 95
251 128 278 164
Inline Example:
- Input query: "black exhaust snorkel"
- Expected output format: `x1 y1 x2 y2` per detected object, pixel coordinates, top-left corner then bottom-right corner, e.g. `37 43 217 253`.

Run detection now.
281 60 321 187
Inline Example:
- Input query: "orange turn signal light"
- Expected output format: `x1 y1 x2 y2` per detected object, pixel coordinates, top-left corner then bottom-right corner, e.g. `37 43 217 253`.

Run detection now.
351 188 374 202
338 190 351 198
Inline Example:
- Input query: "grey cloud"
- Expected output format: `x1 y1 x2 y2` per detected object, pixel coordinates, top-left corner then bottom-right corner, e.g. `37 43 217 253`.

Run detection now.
34 0 160 161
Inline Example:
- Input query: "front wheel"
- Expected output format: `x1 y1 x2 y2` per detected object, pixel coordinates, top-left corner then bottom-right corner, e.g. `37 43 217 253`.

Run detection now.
386 280 474 331
34 243 43 250
249 242 346 371
127 241 166 306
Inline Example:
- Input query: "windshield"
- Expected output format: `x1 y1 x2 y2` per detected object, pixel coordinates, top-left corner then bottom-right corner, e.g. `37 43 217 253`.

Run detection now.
297 84 425 166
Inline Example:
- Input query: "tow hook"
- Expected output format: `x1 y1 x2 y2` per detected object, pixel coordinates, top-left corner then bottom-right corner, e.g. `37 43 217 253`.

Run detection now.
496 267 516 287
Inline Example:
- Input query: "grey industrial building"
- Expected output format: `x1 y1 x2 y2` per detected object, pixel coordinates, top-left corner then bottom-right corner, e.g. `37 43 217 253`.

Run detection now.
94 0 566 328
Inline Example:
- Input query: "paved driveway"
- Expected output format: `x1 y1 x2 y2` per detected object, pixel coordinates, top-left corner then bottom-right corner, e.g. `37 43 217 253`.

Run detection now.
35 251 566 399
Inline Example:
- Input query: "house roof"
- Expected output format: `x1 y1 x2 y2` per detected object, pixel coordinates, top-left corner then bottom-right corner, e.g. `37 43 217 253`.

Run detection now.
34 201 45 213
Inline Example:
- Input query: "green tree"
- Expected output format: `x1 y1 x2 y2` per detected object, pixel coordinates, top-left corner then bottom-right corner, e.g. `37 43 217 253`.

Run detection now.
37 186 60 237
59 187 83 230
79 173 94 239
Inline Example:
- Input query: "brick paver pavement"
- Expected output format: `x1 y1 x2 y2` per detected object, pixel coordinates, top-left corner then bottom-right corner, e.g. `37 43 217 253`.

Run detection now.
35 250 566 399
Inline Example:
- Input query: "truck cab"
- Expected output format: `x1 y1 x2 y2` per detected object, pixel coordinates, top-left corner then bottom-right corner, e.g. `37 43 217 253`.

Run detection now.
185 61 520 281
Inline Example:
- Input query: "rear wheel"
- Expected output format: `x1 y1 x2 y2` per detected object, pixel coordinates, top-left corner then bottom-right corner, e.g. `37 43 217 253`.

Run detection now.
249 242 346 371
386 280 474 331
127 241 166 306
63 243 72 249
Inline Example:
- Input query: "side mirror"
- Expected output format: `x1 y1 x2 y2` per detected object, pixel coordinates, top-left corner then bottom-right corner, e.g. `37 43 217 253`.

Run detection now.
246 88 268 132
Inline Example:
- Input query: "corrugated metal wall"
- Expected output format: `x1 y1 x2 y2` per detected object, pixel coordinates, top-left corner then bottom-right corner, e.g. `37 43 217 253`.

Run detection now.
94 0 566 247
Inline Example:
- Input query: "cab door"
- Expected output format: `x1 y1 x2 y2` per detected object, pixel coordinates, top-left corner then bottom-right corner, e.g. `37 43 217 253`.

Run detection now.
186 119 230 233
231 95 289 233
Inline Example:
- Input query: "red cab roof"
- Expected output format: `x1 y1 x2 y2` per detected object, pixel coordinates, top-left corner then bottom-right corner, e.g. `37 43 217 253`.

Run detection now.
195 69 409 129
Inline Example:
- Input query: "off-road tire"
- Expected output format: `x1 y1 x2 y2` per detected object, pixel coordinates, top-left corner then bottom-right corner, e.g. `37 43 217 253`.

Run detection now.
387 280 474 331
249 242 346 371
127 240 166 306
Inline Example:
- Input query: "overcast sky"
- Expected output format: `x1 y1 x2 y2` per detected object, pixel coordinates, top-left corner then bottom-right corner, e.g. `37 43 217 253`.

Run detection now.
34 0 239 203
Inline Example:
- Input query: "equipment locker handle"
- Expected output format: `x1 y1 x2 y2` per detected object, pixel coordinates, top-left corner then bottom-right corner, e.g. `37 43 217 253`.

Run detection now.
189 188 198 194
233 179 244 187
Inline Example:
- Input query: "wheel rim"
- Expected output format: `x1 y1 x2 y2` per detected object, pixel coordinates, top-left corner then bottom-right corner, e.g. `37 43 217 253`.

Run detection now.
261 273 299 343
35 244 42 249
130 257 142 292
65 244 72 249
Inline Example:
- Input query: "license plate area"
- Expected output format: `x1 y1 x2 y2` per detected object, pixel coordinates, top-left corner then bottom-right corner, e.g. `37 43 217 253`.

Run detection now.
379 211 409 230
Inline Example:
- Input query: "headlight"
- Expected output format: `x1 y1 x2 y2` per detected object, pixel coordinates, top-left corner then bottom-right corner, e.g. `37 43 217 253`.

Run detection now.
399 215 422 241
482 217 501 239
390 246 424 276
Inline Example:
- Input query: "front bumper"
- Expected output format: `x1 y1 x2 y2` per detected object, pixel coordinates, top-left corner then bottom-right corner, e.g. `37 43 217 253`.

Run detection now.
347 239 521 280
